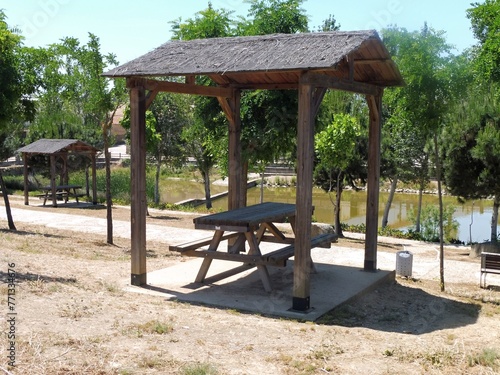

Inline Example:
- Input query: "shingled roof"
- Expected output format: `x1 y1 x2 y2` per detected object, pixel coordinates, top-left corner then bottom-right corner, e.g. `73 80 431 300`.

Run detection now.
17 139 99 155
103 30 403 88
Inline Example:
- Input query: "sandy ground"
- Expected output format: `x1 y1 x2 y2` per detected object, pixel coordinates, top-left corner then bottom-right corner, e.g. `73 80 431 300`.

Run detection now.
0 195 499 374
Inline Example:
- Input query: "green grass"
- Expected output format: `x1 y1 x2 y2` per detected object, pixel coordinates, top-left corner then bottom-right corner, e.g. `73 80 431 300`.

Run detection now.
181 362 219 375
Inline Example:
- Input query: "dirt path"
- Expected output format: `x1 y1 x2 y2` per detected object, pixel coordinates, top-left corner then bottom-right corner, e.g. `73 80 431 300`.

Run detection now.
0 196 499 374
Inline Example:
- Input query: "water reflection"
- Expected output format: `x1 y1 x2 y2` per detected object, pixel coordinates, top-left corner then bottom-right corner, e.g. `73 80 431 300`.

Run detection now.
161 179 498 243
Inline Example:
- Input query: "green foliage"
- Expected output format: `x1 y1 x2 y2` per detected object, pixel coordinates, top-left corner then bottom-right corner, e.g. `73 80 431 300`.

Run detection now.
316 14 341 32
70 167 154 204
443 83 500 201
340 223 423 241
467 0 500 82
315 113 361 173
0 11 30 159
26 34 126 147
243 0 309 35
170 3 235 40
170 1 313 179
408 204 459 242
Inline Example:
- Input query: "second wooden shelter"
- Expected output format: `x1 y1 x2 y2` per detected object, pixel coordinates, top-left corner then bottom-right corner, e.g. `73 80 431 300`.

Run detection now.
18 139 99 207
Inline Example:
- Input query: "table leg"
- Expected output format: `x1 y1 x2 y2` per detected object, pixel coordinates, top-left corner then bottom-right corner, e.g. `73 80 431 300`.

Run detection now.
228 233 246 254
244 232 272 292
43 191 49 206
195 230 225 283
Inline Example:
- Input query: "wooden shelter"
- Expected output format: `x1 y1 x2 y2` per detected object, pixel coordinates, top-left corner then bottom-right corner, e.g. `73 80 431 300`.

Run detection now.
103 30 404 311
17 139 99 207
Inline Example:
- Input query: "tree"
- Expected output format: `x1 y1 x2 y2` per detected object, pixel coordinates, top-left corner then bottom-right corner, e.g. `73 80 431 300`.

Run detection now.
382 25 454 291
81 34 127 244
316 14 341 32
445 0 500 243
242 0 308 35
443 82 500 243
170 2 235 40
380 95 430 229
0 11 27 230
467 0 500 83
25 34 126 243
148 92 190 205
182 120 220 209
314 113 361 237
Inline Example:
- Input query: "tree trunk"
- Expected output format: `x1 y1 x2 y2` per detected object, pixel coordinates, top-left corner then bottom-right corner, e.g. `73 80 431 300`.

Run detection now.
202 169 212 209
334 171 343 238
382 177 398 228
491 195 499 243
240 161 249 207
0 170 16 230
434 134 445 292
104 130 113 245
154 155 161 205
260 172 265 204
416 180 424 233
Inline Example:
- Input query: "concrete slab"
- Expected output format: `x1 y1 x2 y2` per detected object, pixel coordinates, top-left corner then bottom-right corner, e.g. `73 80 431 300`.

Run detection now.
125 246 395 321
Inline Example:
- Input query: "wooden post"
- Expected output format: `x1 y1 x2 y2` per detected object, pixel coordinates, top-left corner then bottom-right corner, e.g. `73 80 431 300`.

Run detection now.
226 90 242 210
293 80 315 311
62 154 68 186
23 154 29 205
129 83 147 286
364 92 383 271
91 152 97 205
50 154 57 207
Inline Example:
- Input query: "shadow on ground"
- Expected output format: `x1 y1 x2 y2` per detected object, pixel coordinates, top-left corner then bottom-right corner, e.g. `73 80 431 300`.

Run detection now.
317 280 481 335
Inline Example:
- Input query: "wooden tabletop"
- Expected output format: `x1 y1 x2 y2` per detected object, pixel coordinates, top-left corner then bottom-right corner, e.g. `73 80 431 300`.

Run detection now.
194 202 295 230
41 184 82 191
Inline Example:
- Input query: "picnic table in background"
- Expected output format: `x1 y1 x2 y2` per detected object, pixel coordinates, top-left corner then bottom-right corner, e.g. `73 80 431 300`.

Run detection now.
38 184 85 206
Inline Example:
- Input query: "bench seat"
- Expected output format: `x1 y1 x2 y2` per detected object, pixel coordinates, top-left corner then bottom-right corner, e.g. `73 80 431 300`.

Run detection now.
172 233 338 267
481 252 500 288
169 232 239 253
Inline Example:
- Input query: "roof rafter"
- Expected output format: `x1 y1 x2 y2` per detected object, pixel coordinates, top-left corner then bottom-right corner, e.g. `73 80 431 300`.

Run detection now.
301 72 383 96
126 77 234 98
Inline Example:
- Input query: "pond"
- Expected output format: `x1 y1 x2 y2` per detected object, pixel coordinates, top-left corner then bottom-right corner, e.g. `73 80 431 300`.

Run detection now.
160 179 498 244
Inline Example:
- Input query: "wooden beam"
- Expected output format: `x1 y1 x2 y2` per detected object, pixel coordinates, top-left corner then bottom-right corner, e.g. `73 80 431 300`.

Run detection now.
220 90 243 211
347 54 355 81
127 77 233 98
50 154 57 207
354 58 392 65
185 75 196 85
129 85 147 286
301 72 382 96
293 79 315 311
364 92 383 271
231 83 299 90
145 90 158 110
312 87 327 118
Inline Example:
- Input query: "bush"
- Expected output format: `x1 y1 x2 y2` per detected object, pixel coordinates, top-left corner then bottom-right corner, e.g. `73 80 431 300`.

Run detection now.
408 205 459 243
340 223 423 241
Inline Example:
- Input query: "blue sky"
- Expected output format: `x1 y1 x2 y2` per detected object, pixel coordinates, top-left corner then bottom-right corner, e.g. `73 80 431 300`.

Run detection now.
2 0 478 65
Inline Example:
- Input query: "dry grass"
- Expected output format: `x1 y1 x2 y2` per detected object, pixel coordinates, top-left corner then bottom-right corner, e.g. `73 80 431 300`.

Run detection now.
1 208 499 374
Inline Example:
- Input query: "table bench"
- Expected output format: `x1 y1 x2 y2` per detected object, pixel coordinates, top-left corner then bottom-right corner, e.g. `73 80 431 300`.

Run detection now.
480 252 500 288
38 185 84 206
169 202 337 291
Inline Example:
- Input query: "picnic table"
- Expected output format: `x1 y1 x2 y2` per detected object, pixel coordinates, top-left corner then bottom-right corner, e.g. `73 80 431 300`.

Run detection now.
38 184 85 206
170 202 336 291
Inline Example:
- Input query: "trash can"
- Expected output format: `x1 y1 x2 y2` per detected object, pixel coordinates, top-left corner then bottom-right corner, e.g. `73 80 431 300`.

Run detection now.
396 250 413 277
